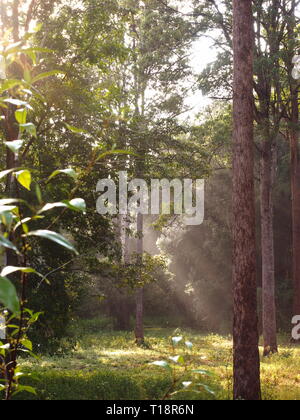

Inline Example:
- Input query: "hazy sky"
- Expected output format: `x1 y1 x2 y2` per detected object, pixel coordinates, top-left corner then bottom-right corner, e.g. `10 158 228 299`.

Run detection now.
185 37 217 118
173 0 218 119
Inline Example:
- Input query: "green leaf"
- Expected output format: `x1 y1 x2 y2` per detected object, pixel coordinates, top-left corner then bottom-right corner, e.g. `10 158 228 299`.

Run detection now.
22 88 33 96
38 202 67 213
169 355 185 364
3 98 32 110
0 199 21 206
196 383 215 395
0 205 17 214
35 183 42 204
65 123 88 134
25 50 36 65
15 169 31 190
0 168 17 180
14 371 26 378
182 381 192 388
1 211 13 228
13 216 44 232
1 266 36 277
19 123 37 138
38 198 86 214
4 41 23 55
32 70 65 84
185 341 193 349
22 338 32 351
0 206 16 228
0 79 22 92
63 198 86 213
39 198 86 214
0 343 10 350
12 385 36 396
0 276 20 313
172 336 183 345
4 140 24 153
23 68 32 84
0 236 20 254
47 168 77 182
15 108 27 124
25 230 78 254
192 369 213 376
150 361 171 370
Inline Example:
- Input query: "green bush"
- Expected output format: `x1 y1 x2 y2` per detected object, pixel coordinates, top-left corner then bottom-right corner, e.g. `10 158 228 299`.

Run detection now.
14 369 171 400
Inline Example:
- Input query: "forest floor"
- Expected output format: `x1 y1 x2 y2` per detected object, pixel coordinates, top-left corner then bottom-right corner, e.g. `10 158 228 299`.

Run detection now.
16 318 300 400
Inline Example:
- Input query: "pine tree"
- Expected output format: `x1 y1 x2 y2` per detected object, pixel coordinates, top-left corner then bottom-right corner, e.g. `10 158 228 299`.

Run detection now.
232 0 261 400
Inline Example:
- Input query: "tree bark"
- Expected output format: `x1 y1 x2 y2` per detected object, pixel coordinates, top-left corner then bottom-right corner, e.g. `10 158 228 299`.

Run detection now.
290 96 300 322
232 0 261 400
12 0 20 42
286 0 300 338
135 212 144 345
260 140 278 355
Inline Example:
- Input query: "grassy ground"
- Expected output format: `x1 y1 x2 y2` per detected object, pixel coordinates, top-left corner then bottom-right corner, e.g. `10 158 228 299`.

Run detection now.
15 318 300 400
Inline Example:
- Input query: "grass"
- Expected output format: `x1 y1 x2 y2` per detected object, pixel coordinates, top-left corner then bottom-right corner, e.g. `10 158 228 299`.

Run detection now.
13 318 300 400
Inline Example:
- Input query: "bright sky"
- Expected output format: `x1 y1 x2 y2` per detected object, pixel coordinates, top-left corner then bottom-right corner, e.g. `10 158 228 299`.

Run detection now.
174 0 218 119
185 37 217 118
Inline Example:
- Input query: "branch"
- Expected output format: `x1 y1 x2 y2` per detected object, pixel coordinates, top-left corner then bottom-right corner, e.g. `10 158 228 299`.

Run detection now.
207 0 232 47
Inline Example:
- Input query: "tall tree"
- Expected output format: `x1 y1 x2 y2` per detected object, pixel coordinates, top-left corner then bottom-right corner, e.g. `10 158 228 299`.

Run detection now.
253 0 283 356
286 0 300 331
232 0 261 400
120 0 195 343
194 0 296 356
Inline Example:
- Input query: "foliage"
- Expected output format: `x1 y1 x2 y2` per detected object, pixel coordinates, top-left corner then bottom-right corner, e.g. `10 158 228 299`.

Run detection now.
11 320 300 400
0 30 131 396
150 334 215 399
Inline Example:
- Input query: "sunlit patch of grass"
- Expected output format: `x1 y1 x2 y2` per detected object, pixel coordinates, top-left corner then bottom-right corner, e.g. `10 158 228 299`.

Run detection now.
16 320 300 400
260 344 300 400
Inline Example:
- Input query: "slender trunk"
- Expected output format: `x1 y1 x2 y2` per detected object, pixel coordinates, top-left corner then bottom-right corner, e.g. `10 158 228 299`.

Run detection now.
135 212 144 344
3 106 18 265
290 112 300 321
114 215 131 331
260 141 278 355
232 0 261 400
130 4 145 345
287 0 300 336
12 0 20 42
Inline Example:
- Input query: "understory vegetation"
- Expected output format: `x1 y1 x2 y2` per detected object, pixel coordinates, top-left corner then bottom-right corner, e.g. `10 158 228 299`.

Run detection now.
15 318 300 401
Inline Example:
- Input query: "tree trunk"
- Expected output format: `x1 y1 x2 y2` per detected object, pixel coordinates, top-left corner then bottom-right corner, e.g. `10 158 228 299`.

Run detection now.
135 212 144 345
290 112 300 323
12 0 20 42
260 141 278 355
288 0 300 339
113 215 132 331
111 290 131 331
232 0 261 400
